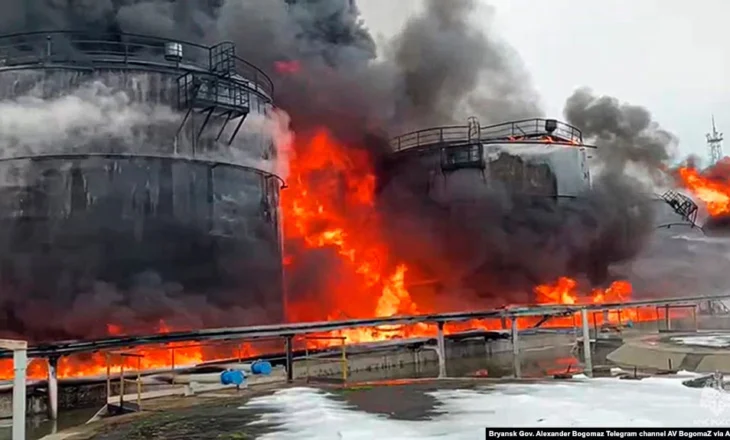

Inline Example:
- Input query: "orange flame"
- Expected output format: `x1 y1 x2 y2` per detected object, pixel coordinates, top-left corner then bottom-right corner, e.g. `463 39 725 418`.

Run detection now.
678 165 730 216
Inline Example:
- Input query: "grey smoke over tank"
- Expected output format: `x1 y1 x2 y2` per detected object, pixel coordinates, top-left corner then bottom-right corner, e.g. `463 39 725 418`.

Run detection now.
215 0 541 139
0 0 219 38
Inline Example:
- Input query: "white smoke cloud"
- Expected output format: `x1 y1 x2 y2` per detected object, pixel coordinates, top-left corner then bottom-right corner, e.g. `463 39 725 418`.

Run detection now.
269 109 295 180
0 75 291 181
0 80 179 155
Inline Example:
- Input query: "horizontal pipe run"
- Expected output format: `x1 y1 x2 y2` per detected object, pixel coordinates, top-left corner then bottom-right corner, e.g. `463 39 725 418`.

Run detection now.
2 293 729 360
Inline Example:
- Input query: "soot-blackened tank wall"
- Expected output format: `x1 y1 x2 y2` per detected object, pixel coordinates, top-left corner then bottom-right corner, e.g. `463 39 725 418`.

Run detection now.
382 144 567 206
0 68 284 329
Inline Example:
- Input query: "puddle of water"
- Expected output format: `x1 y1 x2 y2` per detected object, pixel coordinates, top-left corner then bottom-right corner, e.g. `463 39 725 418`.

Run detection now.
0 407 99 440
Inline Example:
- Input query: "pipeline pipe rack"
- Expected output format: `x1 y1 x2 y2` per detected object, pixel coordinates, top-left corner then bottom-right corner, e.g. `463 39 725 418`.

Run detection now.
3 293 730 427
3 293 730 361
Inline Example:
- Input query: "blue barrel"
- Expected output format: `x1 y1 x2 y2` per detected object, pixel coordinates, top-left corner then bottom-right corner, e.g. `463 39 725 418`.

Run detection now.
220 369 245 386
250 360 273 375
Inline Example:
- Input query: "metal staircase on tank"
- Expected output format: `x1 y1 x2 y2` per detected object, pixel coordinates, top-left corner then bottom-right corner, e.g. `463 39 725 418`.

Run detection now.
660 190 699 226
440 117 486 172
176 42 250 150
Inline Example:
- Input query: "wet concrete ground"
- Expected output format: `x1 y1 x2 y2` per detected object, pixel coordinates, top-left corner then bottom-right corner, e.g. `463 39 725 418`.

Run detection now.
83 352 577 440
93 399 271 440
90 380 498 440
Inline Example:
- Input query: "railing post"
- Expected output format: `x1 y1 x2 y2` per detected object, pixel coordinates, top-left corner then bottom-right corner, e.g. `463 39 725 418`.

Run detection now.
119 361 125 409
136 357 142 408
12 347 26 440
341 337 348 383
305 341 310 383
47 356 59 420
106 353 111 401
511 317 521 378
170 348 176 384
285 335 294 383
581 308 593 378
0 339 27 440
436 321 446 378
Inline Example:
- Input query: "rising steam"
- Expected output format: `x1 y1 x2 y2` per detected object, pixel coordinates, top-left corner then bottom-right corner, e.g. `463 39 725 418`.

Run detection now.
0 80 178 155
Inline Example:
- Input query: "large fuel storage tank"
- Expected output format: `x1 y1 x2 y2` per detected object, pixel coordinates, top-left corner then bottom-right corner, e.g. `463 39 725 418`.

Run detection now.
0 31 285 335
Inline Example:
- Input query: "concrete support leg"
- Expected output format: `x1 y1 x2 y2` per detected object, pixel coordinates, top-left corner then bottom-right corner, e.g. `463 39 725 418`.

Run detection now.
511 318 521 378
285 335 294 383
47 356 59 420
665 305 671 331
581 308 593 378
12 346 27 440
436 322 446 378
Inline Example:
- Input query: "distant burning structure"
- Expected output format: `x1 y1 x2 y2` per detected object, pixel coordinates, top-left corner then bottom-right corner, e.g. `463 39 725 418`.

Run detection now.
678 160 730 234
0 31 285 339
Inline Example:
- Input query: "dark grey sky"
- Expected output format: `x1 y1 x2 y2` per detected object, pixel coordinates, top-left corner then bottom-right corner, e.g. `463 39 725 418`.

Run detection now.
359 0 729 164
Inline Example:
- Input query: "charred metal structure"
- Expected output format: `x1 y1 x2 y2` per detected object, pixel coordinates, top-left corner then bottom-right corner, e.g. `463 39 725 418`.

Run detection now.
0 31 285 333
386 118 592 202
660 191 699 227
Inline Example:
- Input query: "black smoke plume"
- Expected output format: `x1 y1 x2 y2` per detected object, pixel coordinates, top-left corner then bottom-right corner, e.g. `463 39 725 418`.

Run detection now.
564 87 677 180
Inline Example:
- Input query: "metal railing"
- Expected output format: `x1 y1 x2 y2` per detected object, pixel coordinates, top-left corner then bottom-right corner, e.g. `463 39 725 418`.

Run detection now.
105 351 144 412
390 118 584 152
0 30 274 99
177 71 251 110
